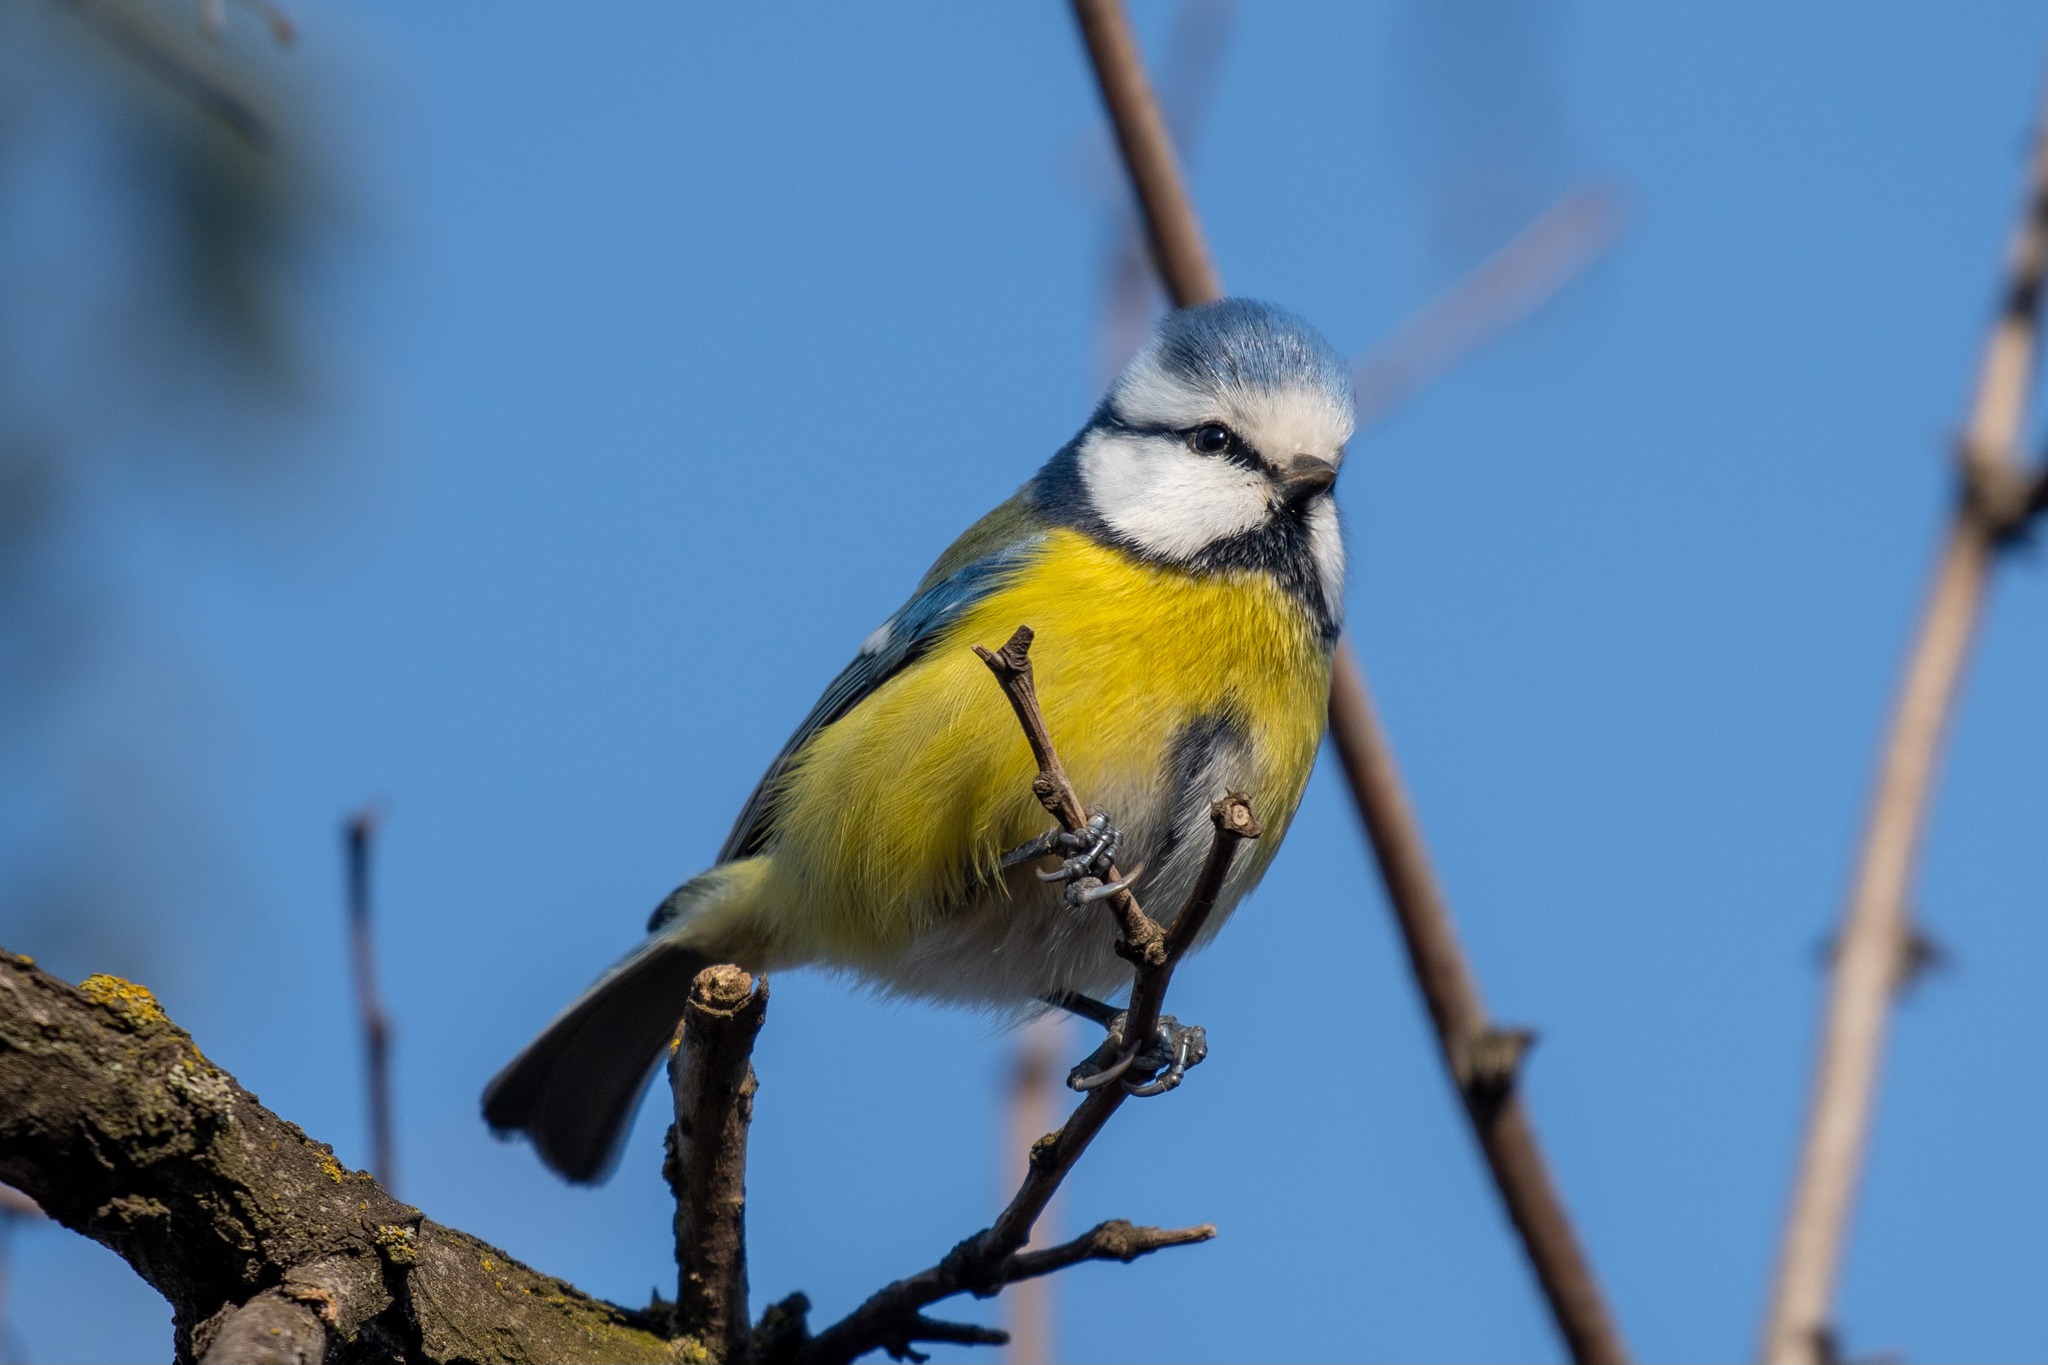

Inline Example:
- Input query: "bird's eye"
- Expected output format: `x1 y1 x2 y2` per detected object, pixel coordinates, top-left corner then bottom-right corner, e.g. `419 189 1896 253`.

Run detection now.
1188 423 1232 455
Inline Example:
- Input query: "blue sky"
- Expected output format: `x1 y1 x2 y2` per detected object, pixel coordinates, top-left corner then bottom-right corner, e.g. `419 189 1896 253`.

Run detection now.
8 3 2048 1362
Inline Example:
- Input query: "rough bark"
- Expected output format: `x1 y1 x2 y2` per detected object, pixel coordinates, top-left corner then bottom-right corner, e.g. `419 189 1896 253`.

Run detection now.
665 966 768 1365
0 949 672 1365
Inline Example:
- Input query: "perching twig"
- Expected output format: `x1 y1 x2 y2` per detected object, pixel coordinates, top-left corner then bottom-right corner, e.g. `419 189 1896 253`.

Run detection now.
974 625 1167 970
666 966 769 1365
799 627 1232 1365
344 807 397 1193
1759 70 2048 1365
1066 3 1630 1361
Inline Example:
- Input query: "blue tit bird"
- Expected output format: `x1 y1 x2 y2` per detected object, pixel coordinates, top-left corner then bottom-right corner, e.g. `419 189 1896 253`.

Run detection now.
483 298 1355 1183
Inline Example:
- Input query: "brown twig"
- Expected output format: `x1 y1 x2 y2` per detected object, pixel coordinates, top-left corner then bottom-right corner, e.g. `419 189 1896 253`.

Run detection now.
1071 0 1222 309
1066 3 1630 1361
1327 652 1620 1364
1759 74 2048 1365
800 627 1235 1365
1094 0 1238 383
345 806 397 1193
974 626 1167 969
666 966 769 1365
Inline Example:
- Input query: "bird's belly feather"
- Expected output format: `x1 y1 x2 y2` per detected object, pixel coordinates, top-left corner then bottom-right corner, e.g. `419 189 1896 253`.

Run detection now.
755 530 1329 1005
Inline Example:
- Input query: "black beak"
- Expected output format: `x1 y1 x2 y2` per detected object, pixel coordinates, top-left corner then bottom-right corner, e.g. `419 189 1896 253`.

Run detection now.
1276 458 1338 510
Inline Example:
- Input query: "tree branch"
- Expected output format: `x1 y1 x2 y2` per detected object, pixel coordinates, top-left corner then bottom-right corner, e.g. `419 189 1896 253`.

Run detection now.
998 1218 1216 1284
0 949 673 1364
1071 0 1222 309
666 965 769 1364
1065 3 1630 1361
1759 69 2048 1365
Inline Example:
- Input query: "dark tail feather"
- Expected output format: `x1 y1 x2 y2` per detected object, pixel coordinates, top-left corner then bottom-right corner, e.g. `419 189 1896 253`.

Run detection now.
482 938 710 1184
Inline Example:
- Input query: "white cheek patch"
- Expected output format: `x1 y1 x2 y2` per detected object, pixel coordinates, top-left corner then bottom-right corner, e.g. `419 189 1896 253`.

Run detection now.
1079 430 1270 561
1304 497 1346 621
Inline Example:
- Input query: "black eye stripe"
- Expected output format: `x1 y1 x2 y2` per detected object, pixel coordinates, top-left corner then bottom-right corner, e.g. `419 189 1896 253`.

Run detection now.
1179 422 1267 471
1096 414 1267 471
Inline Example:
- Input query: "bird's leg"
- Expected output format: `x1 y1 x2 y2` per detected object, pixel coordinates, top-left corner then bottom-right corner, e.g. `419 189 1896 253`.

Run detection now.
1042 990 1120 1027
1017 816 1205 1095
1000 810 1132 908
1045 995 1209 1098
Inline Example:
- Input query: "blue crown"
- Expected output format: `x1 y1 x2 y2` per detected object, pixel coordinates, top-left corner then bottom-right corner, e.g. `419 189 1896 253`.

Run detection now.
1146 298 1353 409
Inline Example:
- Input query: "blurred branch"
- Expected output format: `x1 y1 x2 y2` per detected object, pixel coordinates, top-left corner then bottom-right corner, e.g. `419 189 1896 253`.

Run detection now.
0 950 673 1363
1071 0 1221 309
1759 69 2048 1365
1096 0 1236 381
1353 183 1625 427
798 626 1229 1365
62 0 275 144
665 966 768 1365
345 807 397 1192
999 1020 1061 1365
197 0 296 46
1067 3 1630 1361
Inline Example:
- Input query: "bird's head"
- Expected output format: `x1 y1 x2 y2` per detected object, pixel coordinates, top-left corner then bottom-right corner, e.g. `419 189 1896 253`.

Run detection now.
1073 299 1353 569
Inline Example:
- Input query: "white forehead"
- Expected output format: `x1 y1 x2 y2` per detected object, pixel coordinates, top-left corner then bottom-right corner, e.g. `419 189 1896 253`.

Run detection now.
1113 348 1355 464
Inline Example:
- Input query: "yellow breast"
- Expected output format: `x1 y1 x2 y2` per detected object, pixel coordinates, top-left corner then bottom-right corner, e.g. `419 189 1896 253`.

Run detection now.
757 529 1331 968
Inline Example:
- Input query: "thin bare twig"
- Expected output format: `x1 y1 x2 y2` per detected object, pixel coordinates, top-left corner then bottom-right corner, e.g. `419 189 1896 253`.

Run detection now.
1327 651 1614 1361
1094 0 1238 382
1759 73 2048 1365
666 966 769 1365
1067 3 1629 1361
1352 182 1626 428
344 807 396 1193
1071 0 1221 309
1000 1218 1217 1284
973 625 1166 970
800 626 1235 1365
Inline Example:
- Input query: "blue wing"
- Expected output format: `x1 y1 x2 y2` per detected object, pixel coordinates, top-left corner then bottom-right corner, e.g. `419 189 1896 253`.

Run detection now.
707 509 1048 870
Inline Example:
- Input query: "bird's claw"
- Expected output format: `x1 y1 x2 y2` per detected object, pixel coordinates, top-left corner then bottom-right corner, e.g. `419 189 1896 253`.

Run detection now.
1066 1010 1207 1097
1002 812 1125 899
1066 872 1136 906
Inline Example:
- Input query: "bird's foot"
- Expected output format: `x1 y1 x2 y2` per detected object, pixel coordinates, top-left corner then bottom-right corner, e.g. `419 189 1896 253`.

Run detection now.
1002 811 1134 908
1066 1010 1207 1097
